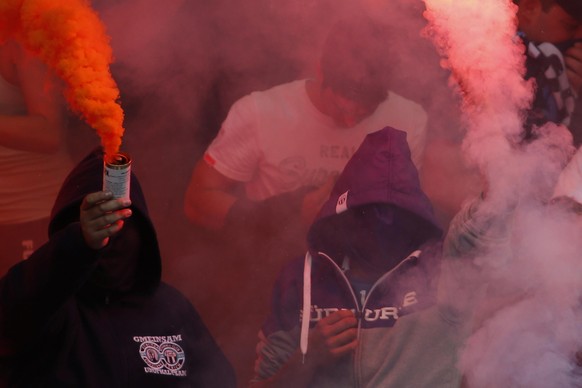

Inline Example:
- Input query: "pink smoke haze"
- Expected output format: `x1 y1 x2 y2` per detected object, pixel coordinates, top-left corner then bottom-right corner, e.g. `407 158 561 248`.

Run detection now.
58 0 581 384
424 0 582 387
424 0 532 169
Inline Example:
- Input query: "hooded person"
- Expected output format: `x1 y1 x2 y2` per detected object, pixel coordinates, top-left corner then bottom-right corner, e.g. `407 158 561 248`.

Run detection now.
250 127 464 387
0 148 236 387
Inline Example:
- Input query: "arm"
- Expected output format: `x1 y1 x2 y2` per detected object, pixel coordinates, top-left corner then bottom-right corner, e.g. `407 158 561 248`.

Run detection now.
443 194 515 261
185 158 336 232
184 93 258 231
185 89 337 232
0 41 65 153
439 189 517 320
251 310 358 388
184 158 241 231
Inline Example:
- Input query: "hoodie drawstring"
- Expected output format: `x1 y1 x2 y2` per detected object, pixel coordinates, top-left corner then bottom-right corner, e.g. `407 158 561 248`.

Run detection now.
300 252 312 363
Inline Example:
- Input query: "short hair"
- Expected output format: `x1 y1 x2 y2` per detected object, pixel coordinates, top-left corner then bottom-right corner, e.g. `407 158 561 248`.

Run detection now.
319 16 391 106
541 0 582 22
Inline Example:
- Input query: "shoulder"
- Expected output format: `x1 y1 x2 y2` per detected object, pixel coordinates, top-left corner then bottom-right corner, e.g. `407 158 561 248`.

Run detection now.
248 79 306 106
271 253 338 304
276 255 306 287
150 283 217 333
250 79 305 97
155 282 190 300
221 83 298 126
384 91 427 117
152 283 196 312
267 256 307 314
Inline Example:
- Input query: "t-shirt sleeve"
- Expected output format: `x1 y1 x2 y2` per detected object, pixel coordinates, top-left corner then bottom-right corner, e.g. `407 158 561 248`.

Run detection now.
204 95 261 182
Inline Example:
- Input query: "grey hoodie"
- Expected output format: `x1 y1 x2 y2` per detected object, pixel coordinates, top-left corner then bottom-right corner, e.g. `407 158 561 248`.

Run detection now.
252 127 464 387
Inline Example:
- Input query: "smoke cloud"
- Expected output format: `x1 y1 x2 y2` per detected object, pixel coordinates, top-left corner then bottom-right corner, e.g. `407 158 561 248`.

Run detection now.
82 0 469 383
424 0 582 386
2 0 523 383
5 0 580 384
1 0 125 157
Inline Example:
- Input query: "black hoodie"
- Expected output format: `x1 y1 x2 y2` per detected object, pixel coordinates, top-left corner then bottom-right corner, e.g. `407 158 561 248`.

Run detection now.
0 148 235 387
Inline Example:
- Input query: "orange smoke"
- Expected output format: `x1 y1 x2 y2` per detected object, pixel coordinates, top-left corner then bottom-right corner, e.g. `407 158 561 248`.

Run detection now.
1 0 124 158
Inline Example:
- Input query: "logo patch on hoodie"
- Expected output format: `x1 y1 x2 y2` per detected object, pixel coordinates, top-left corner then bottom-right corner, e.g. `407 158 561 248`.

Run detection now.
336 190 349 214
133 335 187 377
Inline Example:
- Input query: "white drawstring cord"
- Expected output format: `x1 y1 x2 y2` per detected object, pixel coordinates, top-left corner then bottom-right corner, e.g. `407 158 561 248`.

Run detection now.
300 252 312 363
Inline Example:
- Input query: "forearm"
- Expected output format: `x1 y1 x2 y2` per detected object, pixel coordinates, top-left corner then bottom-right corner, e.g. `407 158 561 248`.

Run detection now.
251 349 319 388
185 183 309 233
184 184 237 231
224 187 310 235
253 311 358 388
0 113 62 153
184 159 240 230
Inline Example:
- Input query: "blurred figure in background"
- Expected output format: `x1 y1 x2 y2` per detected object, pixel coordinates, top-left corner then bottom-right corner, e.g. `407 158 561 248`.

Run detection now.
516 0 582 140
0 149 235 387
183 13 431 383
0 40 73 275
184 14 428 237
422 0 582 231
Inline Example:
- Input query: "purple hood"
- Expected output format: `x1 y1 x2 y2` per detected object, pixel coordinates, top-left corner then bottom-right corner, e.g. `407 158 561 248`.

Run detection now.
307 126 441 256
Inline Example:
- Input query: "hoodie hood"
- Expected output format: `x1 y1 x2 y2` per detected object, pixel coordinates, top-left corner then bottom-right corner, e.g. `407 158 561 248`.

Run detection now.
307 126 442 258
49 147 162 292
299 127 442 359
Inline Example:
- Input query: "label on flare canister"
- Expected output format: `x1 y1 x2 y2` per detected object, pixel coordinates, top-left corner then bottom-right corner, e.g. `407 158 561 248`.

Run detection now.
103 153 131 201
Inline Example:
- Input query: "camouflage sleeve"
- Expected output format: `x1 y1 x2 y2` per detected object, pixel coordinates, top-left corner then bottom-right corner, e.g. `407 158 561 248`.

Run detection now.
438 195 514 318
251 327 300 383
443 196 513 260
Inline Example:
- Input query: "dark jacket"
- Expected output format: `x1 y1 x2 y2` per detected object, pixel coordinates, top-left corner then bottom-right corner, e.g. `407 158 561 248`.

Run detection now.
0 149 235 387
253 127 463 387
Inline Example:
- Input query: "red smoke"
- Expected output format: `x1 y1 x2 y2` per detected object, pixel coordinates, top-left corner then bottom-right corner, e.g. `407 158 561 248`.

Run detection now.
0 0 124 158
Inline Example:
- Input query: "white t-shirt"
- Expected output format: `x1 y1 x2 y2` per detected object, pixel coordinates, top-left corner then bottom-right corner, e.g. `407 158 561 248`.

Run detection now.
205 80 427 201
554 146 582 203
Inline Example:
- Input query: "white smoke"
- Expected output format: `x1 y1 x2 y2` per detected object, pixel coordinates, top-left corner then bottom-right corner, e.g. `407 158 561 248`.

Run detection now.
423 0 582 386
460 193 582 387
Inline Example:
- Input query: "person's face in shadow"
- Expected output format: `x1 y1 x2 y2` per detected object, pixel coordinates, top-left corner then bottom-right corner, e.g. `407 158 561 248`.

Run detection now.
519 0 580 43
346 205 426 281
90 215 142 292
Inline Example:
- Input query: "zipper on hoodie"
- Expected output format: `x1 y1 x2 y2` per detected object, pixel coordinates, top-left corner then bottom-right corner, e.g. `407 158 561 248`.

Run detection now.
317 252 361 387
318 250 421 388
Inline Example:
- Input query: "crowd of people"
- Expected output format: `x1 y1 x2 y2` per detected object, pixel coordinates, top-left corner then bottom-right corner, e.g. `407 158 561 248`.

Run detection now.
2 0 582 386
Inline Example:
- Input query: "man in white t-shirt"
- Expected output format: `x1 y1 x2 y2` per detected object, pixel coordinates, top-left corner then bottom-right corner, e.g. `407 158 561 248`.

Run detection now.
182 15 429 384
184 16 428 233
